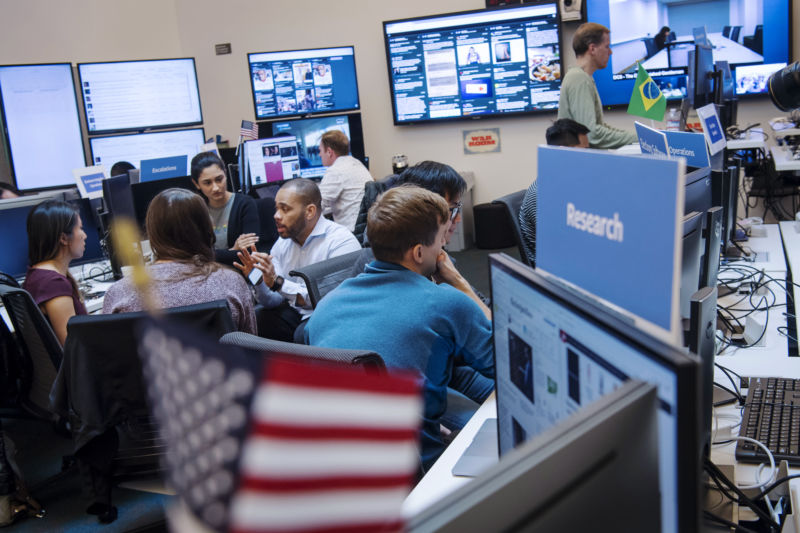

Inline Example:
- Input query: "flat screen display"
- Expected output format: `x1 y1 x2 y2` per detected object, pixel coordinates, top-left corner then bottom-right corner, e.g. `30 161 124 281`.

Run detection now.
735 62 787 96
0 63 86 191
490 255 699 533
89 128 206 171
244 136 301 188
383 3 563 124
247 47 360 120
269 114 352 178
587 0 791 106
77 58 203 134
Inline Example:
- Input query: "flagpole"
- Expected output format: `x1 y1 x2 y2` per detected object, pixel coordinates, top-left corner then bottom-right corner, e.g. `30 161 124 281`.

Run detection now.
235 134 243 156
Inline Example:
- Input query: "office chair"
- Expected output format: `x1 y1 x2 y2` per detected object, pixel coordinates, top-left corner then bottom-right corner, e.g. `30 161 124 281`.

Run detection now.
220 331 386 373
353 179 392 244
643 37 657 59
492 190 531 267
722 25 732 39
289 249 372 309
730 26 741 43
254 195 279 252
0 284 63 421
52 299 235 515
744 25 762 55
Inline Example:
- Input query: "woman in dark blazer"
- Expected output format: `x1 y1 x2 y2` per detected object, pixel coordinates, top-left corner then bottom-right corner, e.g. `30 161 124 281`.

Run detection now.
190 151 260 265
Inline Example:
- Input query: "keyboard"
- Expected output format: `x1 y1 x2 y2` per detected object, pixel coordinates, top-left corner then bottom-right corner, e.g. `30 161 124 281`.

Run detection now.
736 377 800 466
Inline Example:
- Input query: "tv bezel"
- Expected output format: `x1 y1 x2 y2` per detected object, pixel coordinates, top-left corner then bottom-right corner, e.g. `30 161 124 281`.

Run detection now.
382 2 564 126
0 62 88 193
87 127 207 170
246 45 361 122
76 57 204 136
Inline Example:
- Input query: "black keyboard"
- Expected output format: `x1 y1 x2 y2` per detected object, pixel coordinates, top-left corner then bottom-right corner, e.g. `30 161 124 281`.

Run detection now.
736 377 800 466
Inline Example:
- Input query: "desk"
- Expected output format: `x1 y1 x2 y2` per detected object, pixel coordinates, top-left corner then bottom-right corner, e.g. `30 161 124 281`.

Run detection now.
642 33 763 71
771 145 800 172
726 129 767 151
404 224 800 529
726 223 786 273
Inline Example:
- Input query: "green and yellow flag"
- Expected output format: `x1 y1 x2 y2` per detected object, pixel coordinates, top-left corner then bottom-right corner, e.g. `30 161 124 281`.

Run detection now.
627 63 666 121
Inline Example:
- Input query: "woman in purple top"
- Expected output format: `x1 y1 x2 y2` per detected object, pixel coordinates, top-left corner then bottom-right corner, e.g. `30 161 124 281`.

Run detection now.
22 201 88 345
102 188 256 334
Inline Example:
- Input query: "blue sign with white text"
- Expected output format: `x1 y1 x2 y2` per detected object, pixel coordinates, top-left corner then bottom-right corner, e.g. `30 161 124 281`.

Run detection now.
536 146 683 333
80 172 105 195
635 122 669 158
140 155 188 182
664 130 710 168
703 114 724 144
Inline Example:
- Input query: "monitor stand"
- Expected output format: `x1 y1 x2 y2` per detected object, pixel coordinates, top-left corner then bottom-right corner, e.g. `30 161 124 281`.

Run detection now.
704 463 738 530
450 418 498 478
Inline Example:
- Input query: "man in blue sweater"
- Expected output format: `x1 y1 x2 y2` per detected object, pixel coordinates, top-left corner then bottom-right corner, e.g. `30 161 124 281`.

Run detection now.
306 186 494 471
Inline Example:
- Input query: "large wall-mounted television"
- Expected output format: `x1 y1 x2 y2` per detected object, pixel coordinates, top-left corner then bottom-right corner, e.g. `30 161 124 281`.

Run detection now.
383 3 563 125
89 128 206 171
587 0 791 107
0 63 86 191
77 58 203 134
247 47 360 121
264 113 365 178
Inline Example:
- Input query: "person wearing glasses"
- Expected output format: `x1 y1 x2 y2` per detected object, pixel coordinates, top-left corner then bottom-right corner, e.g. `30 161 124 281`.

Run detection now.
306 186 494 471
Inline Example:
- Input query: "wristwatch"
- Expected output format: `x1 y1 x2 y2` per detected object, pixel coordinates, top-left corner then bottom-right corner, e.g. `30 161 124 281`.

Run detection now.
270 275 285 292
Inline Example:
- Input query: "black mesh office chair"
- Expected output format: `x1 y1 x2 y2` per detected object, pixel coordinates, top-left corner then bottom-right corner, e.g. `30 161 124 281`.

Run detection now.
0 284 63 421
492 190 531 267
289 249 372 309
50 299 235 516
722 25 732 39
220 331 386 373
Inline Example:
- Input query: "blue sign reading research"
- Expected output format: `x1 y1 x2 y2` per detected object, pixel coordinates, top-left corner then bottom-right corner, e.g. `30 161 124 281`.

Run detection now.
536 146 684 335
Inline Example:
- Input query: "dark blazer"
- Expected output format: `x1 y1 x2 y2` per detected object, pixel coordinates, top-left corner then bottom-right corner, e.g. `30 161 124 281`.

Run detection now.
214 193 260 266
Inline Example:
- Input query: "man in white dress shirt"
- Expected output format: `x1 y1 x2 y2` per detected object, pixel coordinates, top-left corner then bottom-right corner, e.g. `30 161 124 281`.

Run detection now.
236 178 360 341
318 130 374 231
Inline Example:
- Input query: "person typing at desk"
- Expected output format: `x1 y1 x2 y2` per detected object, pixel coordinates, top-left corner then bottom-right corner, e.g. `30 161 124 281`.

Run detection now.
102 188 256 334
306 186 494 472
22 200 88 345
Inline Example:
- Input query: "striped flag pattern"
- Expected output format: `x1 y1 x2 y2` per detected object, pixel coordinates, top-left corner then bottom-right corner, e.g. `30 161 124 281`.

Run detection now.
229 356 422 533
240 119 259 141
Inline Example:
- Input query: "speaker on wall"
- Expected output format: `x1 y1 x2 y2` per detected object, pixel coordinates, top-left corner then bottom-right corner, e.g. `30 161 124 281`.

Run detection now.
559 0 584 22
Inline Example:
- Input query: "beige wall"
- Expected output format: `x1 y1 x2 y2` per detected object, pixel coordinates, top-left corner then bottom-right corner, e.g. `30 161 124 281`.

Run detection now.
1 0 798 202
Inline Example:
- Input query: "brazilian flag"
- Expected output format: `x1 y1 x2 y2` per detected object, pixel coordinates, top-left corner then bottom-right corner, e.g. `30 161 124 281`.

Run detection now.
627 63 666 121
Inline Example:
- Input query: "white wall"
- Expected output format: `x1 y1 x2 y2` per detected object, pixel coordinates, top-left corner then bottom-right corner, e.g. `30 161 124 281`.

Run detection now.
1 0 798 203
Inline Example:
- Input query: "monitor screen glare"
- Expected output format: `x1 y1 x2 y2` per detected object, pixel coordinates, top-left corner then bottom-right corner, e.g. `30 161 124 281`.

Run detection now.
247 47 360 120
383 3 563 124
78 58 203 134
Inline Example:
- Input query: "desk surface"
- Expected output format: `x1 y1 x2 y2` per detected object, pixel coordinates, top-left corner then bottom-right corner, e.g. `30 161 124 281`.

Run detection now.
771 145 800 172
725 223 786 272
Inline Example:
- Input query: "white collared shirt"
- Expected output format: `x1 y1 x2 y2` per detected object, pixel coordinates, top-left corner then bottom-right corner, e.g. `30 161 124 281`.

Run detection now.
319 155 374 231
255 216 361 316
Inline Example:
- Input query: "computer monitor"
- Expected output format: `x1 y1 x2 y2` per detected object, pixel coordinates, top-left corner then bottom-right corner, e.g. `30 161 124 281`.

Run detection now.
130 175 195 229
684 166 711 215
0 197 104 279
735 62 787 96
489 253 701 533
77 58 203 135
88 128 206 171
102 174 136 222
680 211 704 319
688 45 715 108
714 163 743 256
699 206 723 289
0 63 87 191
243 136 301 190
687 286 718 462
383 3 563 124
714 61 738 130
266 113 366 177
247 46 360 120
407 380 661 532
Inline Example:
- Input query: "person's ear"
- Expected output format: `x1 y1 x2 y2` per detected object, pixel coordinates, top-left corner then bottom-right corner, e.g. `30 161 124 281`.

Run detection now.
411 244 424 265
59 232 70 246
305 203 317 220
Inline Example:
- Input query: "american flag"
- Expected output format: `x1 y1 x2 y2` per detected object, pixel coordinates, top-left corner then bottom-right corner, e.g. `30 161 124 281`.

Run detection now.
240 120 258 141
137 320 422 533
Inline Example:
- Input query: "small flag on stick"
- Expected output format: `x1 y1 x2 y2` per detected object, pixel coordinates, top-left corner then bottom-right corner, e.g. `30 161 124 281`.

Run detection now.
627 63 666 121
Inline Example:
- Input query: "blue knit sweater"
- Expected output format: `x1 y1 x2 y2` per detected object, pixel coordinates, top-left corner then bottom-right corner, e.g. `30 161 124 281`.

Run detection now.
306 260 494 469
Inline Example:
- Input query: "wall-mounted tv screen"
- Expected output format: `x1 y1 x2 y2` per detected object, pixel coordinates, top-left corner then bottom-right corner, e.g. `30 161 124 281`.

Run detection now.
735 62 787 96
244 136 301 188
383 3 563 124
266 113 365 178
89 128 206 171
0 63 86 191
77 58 203 134
247 47 360 120
587 0 791 107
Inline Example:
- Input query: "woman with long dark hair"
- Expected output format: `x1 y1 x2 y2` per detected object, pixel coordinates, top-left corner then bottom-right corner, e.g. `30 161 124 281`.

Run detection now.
102 188 256 333
190 151 260 266
22 200 87 345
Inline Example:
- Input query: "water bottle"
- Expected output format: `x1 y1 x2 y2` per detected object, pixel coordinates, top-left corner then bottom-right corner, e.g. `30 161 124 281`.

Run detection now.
666 108 680 131
392 154 408 175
